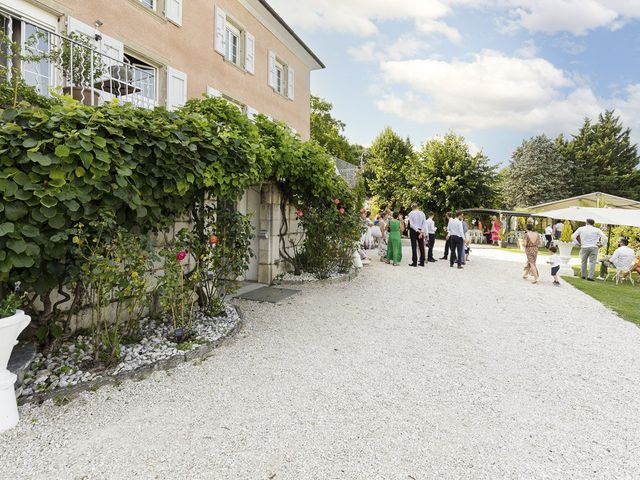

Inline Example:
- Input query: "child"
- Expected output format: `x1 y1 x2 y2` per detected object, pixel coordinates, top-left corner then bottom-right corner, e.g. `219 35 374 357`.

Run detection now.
547 246 561 286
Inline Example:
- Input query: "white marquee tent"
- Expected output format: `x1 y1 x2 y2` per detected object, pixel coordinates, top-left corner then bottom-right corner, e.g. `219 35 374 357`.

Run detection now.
541 206 640 228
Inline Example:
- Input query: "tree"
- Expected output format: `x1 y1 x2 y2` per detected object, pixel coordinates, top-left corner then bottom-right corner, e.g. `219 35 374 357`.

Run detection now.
503 134 573 208
364 127 415 210
567 110 640 199
310 95 356 164
404 133 498 214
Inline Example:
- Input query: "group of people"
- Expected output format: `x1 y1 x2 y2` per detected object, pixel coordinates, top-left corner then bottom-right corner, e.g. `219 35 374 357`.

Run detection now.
361 205 475 269
522 217 640 285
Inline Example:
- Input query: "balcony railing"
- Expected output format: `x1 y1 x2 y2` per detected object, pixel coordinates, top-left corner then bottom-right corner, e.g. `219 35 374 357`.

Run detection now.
6 24 157 109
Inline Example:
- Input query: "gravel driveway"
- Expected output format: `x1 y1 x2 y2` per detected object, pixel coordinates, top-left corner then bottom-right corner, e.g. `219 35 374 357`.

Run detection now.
2 242 640 479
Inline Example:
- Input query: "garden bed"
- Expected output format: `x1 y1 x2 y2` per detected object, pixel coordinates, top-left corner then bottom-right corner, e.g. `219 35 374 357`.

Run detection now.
17 305 242 405
276 268 359 286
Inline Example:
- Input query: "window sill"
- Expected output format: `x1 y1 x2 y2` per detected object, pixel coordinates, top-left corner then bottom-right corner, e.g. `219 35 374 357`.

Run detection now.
270 87 292 101
126 0 168 24
221 55 249 74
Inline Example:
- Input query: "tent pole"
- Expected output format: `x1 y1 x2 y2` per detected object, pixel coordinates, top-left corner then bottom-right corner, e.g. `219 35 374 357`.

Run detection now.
606 225 612 255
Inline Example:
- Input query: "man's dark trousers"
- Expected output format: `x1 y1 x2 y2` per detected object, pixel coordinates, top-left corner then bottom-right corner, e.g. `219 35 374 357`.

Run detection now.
409 228 425 266
442 236 451 259
449 235 464 267
427 233 436 261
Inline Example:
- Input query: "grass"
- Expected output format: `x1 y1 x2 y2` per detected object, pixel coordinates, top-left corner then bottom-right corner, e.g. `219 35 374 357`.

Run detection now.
562 265 640 326
501 246 580 258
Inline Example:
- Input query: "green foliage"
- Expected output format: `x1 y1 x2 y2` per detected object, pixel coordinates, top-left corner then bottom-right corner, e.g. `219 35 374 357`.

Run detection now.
365 127 414 211
0 284 22 318
296 204 362 279
566 110 640 199
157 245 197 334
182 204 254 316
404 133 498 214
503 134 573 208
606 226 640 253
72 211 154 364
560 220 574 243
310 95 356 164
51 32 105 86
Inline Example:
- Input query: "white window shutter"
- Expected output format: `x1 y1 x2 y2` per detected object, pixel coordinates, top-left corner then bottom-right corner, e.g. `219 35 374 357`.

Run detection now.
167 67 187 110
268 50 276 88
246 106 258 120
68 17 123 61
244 32 255 74
214 6 226 54
206 86 221 97
287 66 295 100
166 0 182 25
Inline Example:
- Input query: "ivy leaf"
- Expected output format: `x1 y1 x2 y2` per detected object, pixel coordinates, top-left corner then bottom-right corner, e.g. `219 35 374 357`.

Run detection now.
4 202 28 221
48 214 66 229
75 166 86 177
23 138 39 148
93 136 107 148
40 196 58 208
7 238 27 254
0 222 15 237
20 224 40 238
55 145 70 157
27 151 53 166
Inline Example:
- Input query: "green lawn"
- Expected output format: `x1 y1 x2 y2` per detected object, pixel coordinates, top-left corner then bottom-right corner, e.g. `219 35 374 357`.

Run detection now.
562 265 640 326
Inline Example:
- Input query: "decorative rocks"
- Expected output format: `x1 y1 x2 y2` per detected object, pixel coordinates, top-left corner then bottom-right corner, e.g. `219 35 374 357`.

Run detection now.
18 305 241 402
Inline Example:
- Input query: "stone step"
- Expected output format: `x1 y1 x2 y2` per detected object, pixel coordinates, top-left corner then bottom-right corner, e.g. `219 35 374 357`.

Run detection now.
8 343 37 387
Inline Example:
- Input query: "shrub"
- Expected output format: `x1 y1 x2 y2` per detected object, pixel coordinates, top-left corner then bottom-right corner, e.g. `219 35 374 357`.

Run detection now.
560 220 574 243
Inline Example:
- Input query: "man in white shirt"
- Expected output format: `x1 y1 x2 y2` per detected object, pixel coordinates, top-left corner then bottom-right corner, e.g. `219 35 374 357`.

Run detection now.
407 204 428 267
544 225 553 249
599 238 637 278
553 221 564 240
447 211 465 269
571 218 608 281
425 211 437 262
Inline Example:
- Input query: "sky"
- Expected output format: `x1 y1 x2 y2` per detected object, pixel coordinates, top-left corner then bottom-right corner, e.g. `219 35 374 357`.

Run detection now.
269 0 640 165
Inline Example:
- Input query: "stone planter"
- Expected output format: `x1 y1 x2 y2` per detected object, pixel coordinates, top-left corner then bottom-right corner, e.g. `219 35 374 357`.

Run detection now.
557 241 575 276
0 310 31 431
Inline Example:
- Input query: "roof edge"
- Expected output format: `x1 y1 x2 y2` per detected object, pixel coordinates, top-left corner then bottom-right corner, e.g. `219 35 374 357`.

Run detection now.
257 0 325 69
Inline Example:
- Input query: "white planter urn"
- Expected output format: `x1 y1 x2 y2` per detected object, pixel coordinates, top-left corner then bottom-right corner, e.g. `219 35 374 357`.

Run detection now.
557 241 575 276
352 251 363 269
0 310 31 432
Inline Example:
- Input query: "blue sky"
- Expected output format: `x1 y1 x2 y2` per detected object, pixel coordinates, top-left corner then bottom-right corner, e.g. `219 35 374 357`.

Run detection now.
270 0 640 165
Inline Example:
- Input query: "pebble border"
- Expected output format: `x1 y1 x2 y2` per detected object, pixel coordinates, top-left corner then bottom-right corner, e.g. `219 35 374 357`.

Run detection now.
18 306 245 406
276 268 360 286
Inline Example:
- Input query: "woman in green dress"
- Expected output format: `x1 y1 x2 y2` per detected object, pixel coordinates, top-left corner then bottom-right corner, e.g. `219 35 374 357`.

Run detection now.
387 212 403 266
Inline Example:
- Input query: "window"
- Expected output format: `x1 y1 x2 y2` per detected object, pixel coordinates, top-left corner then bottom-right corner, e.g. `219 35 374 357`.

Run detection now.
268 51 294 100
166 66 186 110
139 0 155 9
166 0 182 24
224 22 240 65
274 59 284 95
124 53 157 107
22 22 52 96
214 6 255 74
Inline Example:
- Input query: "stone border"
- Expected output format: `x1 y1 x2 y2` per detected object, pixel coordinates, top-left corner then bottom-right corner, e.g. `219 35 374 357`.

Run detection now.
275 268 360 286
18 306 244 406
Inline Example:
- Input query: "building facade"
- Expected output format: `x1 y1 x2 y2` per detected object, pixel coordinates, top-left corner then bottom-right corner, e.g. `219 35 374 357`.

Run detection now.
1 0 324 283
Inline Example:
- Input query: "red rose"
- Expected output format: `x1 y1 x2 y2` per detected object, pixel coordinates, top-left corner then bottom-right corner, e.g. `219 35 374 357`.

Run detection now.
333 198 340 205
339 208 345 215
209 235 219 246
176 251 187 261
296 210 303 218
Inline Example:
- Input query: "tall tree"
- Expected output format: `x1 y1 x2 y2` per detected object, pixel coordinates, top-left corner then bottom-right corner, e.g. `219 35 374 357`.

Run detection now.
310 95 356 164
567 110 640 199
365 127 415 210
404 133 498 214
503 134 573 208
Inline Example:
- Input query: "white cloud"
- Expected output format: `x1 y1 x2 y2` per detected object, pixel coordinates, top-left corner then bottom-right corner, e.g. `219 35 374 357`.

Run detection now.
515 39 538 58
267 0 452 36
348 35 431 62
372 50 629 134
415 19 462 43
499 0 640 35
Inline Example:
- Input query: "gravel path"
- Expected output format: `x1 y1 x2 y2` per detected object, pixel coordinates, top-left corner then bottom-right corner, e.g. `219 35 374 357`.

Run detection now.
2 242 640 479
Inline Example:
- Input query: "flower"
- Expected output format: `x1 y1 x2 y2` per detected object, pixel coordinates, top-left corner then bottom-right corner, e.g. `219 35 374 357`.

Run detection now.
339 208 345 215
333 198 340 205
209 235 219 246
296 210 303 218
130 271 139 279
72 236 80 245
176 251 187 261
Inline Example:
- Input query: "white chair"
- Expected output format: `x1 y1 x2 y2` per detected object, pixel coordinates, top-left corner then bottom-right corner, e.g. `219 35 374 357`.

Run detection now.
606 268 635 286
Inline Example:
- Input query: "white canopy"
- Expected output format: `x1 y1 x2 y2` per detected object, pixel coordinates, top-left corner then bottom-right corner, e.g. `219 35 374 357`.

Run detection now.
542 206 640 228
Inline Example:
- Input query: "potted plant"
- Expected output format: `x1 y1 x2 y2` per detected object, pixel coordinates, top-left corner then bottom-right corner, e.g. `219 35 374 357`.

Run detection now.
557 220 575 275
52 32 104 106
0 284 30 432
